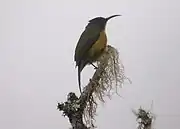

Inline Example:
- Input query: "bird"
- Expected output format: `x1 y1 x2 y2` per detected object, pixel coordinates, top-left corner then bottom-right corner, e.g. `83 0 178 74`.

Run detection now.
74 14 121 93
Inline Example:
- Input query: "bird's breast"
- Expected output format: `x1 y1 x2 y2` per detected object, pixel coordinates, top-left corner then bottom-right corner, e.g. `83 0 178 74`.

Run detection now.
93 30 107 49
88 30 107 60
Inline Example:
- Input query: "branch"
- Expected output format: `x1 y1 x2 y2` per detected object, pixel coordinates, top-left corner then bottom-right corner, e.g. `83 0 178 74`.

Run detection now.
133 107 156 129
57 45 129 129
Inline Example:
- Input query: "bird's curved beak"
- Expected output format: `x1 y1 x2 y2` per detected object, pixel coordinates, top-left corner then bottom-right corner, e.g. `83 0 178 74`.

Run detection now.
106 14 121 21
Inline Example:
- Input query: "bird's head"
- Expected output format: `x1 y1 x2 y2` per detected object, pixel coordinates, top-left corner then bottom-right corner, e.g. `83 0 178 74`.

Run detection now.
88 14 121 30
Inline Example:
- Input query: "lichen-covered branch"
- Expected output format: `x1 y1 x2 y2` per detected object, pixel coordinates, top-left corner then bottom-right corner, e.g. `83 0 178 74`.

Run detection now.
57 45 129 129
133 107 155 129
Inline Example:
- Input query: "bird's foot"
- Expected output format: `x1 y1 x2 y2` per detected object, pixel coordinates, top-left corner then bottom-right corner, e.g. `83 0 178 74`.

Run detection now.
90 63 98 70
94 66 98 70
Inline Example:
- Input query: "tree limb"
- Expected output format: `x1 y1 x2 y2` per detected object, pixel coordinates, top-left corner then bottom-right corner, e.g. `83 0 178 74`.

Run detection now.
57 45 129 129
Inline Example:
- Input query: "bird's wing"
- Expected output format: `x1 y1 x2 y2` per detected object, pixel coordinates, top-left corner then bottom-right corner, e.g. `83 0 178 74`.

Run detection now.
74 24 101 64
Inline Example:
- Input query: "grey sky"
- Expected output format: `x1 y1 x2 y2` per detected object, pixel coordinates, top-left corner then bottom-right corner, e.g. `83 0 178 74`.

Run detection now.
0 0 180 129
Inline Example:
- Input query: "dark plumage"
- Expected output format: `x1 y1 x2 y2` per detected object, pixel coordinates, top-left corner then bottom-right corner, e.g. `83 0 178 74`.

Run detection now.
74 15 121 93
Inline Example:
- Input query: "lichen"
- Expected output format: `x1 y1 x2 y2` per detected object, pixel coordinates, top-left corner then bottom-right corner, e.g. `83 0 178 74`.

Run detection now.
83 45 130 127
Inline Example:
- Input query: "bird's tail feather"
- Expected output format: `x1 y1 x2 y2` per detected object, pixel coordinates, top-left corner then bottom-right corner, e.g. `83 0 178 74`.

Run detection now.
78 65 82 94
77 60 88 94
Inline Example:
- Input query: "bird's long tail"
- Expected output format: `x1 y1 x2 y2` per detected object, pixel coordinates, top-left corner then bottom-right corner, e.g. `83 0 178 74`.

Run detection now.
78 65 82 94
77 60 88 94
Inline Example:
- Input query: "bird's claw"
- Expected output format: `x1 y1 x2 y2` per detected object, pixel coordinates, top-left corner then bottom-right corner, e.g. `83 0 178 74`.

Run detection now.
94 66 98 70
90 62 98 70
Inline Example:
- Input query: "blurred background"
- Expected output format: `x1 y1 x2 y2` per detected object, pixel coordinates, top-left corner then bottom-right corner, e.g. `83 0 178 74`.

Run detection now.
0 0 180 129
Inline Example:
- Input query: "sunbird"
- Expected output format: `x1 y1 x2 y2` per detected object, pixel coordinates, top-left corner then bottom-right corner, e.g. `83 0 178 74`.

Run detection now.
74 15 121 93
